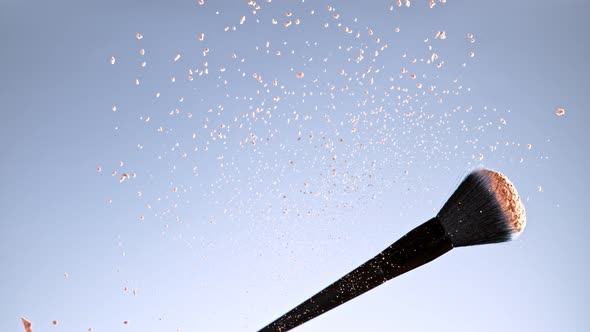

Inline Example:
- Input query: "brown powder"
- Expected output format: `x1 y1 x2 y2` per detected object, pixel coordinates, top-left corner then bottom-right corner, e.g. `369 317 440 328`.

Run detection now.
482 170 527 234
21 317 32 332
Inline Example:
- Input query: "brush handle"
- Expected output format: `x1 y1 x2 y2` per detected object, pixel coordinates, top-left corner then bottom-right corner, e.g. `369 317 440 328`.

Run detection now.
258 217 453 332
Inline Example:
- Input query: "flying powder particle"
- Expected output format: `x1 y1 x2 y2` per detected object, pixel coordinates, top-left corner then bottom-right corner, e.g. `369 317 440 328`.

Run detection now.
21 317 32 332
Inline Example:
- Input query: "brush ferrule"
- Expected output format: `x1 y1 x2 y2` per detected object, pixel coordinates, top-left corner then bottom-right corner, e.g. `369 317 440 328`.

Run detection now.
375 217 453 279
258 217 453 332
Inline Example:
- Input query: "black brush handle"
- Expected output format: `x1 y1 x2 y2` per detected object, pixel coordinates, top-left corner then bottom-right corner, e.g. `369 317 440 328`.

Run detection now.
258 217 453 332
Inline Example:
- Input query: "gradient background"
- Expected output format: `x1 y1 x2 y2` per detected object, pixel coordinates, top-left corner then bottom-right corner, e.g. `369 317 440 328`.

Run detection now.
1 0 588 331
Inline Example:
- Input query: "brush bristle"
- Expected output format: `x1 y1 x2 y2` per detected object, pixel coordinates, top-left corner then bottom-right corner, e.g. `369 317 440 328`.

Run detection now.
437 169 526 247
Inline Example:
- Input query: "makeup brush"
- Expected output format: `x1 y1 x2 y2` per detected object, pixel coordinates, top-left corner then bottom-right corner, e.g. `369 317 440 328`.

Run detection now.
258 169 526 332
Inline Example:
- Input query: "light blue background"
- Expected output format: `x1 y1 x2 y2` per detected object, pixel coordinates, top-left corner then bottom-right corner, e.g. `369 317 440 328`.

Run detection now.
1 0 588 331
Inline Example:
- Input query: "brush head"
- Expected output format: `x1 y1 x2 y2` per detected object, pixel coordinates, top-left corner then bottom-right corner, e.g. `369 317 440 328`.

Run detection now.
437 169 526 247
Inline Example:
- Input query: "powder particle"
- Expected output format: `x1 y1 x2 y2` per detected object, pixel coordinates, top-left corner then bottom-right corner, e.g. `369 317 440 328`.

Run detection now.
119 173 129 183
21 317 32 332
555 108 565 116
52 320 58 326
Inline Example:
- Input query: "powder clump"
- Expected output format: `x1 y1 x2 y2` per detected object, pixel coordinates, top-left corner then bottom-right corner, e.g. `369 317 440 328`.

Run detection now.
482 170 526 235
